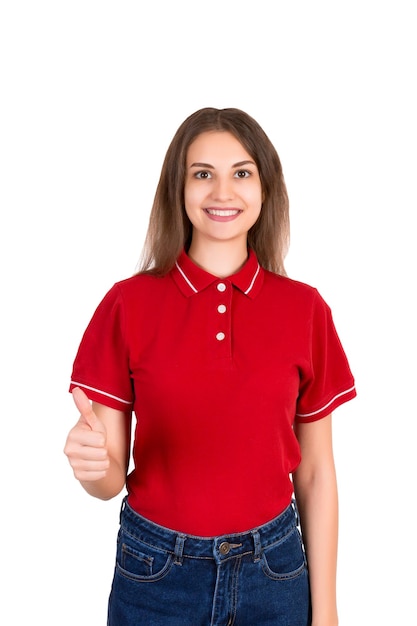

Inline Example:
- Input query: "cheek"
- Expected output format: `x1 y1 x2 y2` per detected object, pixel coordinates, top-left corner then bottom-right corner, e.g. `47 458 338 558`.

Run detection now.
183 184 200 211
247 180 263 205
250 187 263 212
183 189 200 226
247 188 263 225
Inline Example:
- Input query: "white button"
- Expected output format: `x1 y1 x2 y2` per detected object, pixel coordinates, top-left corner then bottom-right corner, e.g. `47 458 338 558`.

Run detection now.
217 304 226 314
216 332 225 341
217 283 226 292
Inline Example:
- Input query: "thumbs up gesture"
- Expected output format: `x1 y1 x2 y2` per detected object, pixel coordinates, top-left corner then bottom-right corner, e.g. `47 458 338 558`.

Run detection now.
64 387 110 482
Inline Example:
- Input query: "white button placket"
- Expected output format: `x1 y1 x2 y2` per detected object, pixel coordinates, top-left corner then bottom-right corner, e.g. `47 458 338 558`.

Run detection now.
213 281 232 358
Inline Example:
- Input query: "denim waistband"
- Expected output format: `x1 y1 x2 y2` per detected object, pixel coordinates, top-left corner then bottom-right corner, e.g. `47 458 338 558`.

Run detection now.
119 498 299 563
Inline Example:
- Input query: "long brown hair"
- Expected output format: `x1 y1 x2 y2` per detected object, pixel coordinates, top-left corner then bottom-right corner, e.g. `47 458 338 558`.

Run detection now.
138 108 289 275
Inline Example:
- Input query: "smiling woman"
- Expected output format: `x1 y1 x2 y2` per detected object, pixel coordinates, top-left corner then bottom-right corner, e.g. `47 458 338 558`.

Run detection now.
139 107 290 277
64 107 356 626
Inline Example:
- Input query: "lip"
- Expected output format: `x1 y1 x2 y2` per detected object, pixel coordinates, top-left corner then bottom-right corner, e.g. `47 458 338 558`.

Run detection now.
203 208 243 222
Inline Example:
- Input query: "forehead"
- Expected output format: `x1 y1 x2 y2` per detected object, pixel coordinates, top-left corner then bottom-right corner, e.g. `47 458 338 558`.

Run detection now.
186 131 252 164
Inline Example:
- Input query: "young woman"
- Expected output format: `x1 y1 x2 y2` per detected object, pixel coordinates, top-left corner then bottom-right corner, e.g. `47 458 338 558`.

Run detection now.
64 107 356 626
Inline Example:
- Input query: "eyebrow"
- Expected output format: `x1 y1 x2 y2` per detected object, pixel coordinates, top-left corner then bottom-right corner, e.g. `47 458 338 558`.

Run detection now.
189 160 256 169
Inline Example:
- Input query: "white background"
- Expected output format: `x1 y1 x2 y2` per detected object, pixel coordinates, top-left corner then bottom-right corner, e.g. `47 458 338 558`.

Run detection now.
1 1 415 624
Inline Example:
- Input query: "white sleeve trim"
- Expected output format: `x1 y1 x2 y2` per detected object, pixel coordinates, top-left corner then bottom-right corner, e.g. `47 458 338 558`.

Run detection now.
296 385 355 418
71 381 132 405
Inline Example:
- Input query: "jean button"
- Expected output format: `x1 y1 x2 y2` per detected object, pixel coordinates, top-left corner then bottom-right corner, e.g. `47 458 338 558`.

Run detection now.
219 541 231 555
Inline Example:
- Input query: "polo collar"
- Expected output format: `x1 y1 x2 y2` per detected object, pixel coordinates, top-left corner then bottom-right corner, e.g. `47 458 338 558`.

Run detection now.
172 248 264 299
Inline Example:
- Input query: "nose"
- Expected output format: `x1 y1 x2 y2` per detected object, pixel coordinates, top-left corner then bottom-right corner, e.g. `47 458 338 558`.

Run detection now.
211 175 234 202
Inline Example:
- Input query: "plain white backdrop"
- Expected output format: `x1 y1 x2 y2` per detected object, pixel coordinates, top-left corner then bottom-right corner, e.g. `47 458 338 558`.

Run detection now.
1 1 415 624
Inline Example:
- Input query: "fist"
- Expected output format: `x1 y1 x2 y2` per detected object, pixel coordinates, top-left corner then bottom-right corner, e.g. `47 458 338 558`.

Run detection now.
64 387 110 482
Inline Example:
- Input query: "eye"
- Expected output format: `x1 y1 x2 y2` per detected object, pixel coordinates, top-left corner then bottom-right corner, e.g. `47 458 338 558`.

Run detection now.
194 170 212 179
234 169 251 179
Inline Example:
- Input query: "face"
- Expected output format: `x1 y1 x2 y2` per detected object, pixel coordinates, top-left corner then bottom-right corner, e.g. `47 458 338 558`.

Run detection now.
184 131 263 249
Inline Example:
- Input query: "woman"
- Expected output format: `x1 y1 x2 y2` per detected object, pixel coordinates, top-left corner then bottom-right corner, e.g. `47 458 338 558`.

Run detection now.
64 107 356 625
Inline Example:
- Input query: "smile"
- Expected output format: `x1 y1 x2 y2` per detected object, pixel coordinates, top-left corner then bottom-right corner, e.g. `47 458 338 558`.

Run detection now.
204 209 242 217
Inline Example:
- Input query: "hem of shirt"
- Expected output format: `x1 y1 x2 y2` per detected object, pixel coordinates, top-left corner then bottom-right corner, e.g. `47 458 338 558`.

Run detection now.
295 385 357 423
125 491 295 537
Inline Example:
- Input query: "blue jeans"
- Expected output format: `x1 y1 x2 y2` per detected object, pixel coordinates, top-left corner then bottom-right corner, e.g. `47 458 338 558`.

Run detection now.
107 498 311 625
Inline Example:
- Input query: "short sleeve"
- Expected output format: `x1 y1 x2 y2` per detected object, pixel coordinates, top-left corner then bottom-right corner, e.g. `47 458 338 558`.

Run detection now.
69 284 134 411
295 290 356 423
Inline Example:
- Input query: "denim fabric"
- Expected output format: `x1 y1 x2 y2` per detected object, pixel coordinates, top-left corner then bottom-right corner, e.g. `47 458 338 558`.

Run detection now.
107 499 311 625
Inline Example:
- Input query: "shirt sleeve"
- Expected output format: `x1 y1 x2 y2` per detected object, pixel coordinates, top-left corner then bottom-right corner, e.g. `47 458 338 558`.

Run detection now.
295 289 356 423
69 284 134 412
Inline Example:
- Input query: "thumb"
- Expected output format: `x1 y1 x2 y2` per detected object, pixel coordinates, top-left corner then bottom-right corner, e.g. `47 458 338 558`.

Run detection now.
72 387 104 432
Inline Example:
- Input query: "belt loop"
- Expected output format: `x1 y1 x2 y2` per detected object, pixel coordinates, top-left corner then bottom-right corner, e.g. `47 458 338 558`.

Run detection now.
251 530 261 562
119 496 127 524
174 534 186 565
292 497 300 527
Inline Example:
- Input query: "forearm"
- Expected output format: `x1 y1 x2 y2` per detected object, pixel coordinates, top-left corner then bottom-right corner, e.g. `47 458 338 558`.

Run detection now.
293 467 339 626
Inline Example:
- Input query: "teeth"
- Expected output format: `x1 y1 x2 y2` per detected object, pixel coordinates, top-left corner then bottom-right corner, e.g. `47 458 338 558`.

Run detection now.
206 209 240 216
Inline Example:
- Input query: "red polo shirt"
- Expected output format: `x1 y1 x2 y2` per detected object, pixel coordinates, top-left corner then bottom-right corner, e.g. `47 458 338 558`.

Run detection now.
70 249 356 535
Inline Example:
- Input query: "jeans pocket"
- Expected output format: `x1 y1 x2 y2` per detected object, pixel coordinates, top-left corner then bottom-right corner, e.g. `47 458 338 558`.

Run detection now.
261 527 306 581
116 529 174 582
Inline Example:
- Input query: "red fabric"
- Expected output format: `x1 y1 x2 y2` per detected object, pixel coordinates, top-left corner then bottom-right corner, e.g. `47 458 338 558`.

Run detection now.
70 249 356 535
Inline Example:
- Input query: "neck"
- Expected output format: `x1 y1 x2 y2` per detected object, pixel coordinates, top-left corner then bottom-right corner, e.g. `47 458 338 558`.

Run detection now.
187 238 249 277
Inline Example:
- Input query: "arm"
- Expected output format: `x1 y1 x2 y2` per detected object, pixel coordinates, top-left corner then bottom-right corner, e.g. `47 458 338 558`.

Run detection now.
292 414 339 626
64 387 132 500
